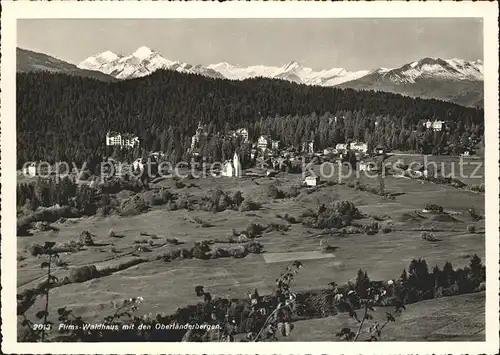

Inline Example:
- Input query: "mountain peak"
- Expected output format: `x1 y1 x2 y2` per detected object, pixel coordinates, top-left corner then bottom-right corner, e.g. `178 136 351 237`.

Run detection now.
96 50 121 62
209 62 233 70
282 60 302 71
133 46 155 60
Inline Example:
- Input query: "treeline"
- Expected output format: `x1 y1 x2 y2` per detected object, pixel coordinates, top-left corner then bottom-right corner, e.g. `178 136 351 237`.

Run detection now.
17 176 147 212
108 111 483 166
253 112 482 155
17 70 483 165
396 256 485 303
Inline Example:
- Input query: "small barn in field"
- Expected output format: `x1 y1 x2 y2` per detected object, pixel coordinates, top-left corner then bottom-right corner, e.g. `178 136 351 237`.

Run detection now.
304 176 320 186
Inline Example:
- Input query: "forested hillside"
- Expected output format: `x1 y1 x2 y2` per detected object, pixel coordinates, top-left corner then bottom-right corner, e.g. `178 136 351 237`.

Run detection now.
17 70 483 165
17 48 115 82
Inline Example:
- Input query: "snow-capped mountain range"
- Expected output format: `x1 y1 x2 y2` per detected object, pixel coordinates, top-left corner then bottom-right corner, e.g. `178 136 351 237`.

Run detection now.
77 46 370 85
17 46 483 107
78 46 483 88
336 57 484 107
370 57 483 84
206 60 371 86
78 46 225 80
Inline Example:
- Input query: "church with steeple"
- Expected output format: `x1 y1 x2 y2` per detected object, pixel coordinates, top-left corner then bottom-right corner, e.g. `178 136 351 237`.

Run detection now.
221 152 242 177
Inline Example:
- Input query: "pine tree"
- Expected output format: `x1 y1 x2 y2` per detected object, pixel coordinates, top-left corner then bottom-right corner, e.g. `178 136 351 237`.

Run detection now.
469 254 483 281
355 269 371 298
400 269 408 282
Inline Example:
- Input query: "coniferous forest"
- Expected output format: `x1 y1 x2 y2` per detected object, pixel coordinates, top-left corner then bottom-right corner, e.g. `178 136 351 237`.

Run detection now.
17 69 484 166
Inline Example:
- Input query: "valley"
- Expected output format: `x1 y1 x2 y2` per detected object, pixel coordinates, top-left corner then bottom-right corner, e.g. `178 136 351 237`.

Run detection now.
17 163 485 341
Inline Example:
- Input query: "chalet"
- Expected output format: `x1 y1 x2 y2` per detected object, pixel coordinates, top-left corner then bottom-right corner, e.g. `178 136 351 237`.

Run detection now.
359 161 377 172
308 141 314 153
235 128 249 142
221 161 234 177
133 155 159 176
323 147 337 155
132 158 145 172
423 120 445 132
227 128 249 142
335 143 347 152
304 176 320 186
350 141 368 154
106 132 139 148
257 135 269 151
302 141 314 154
191 136 198 150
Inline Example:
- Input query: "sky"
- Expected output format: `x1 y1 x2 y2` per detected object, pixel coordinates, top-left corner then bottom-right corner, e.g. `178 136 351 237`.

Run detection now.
17 18 483 71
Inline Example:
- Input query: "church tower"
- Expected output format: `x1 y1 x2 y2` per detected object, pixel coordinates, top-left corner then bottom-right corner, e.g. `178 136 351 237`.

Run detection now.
233 152 242 178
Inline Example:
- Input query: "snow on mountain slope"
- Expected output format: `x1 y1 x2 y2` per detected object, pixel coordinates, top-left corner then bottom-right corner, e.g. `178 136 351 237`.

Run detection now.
77 47 483 106
377 57 483 84
78 50 122 71
308 67 371 86
207 62 281 80
207 60 369 86
78 46 224 80
338 57 484 107
79 47 370 85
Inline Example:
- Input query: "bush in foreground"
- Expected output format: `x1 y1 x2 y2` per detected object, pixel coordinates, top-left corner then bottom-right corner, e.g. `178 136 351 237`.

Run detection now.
421 231 437 241
425 203 443 213
69 265 99 283
239 199 261 212
267 184 286 199
299 201 362 229
381 226 392 234
78 230 95 246
19 250 486 343
27 242 45 256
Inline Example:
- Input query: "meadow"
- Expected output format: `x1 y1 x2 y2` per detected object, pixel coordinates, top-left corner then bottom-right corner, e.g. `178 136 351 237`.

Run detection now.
16 159 485 340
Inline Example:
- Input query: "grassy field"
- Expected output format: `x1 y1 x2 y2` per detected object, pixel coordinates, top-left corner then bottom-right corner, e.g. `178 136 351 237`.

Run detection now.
286 291 485 341
384 154 485 186
17 159 485 340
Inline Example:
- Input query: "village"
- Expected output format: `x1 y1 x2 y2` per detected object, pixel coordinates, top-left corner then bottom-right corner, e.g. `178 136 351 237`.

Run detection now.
101 125 382 183
20 117 477 189
104 118 476 182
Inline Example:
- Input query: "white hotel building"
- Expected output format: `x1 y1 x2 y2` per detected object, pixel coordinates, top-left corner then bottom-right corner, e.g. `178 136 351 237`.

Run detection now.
106 132 140 148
